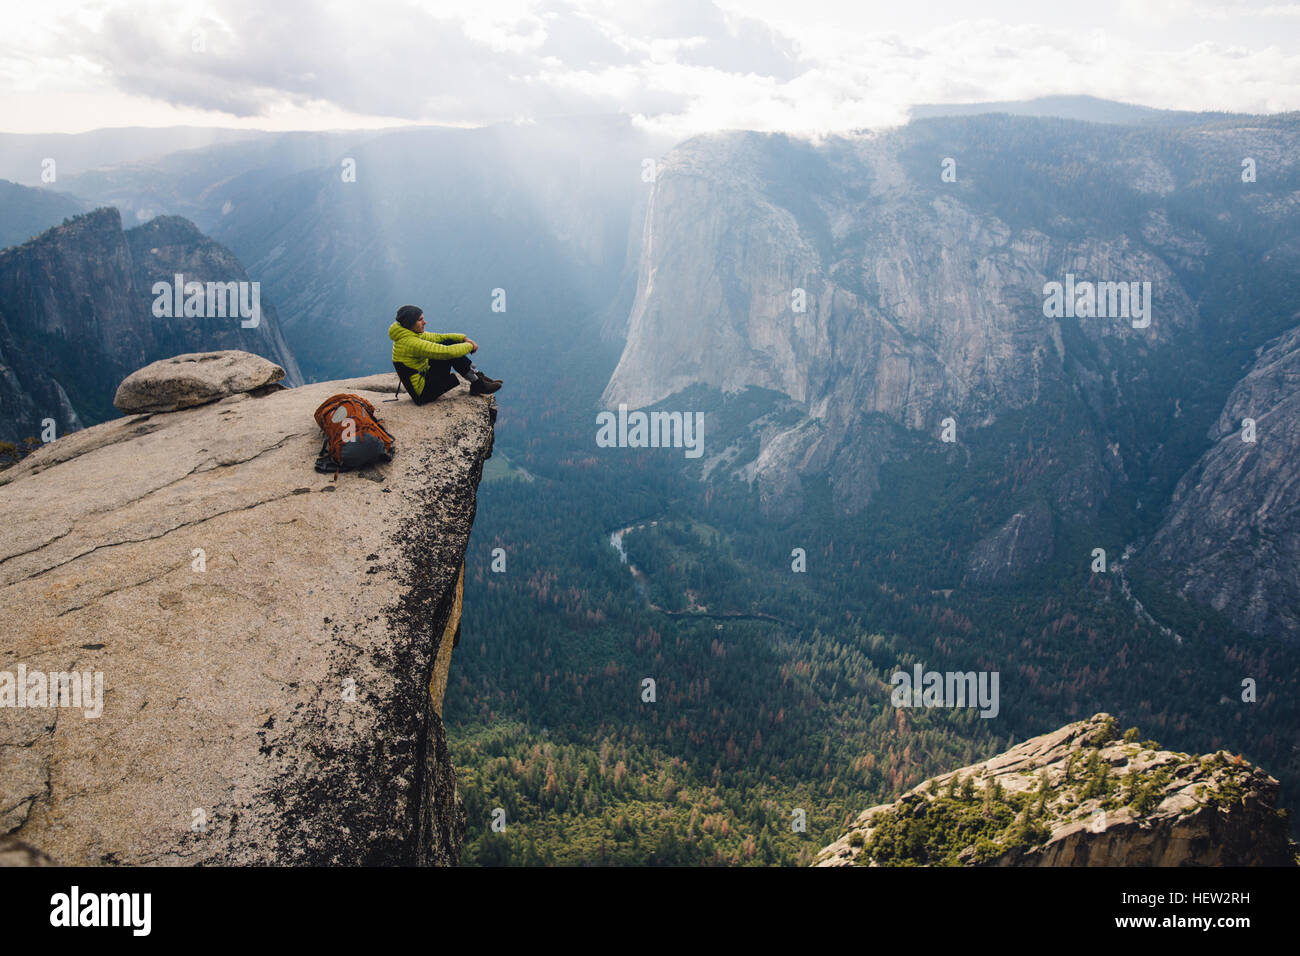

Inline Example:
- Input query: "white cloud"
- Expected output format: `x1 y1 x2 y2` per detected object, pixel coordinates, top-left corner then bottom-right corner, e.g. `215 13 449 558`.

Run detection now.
0 0 1297 134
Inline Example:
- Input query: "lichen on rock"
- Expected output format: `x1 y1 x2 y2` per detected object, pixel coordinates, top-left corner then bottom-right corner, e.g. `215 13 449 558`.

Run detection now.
815 713 1296 867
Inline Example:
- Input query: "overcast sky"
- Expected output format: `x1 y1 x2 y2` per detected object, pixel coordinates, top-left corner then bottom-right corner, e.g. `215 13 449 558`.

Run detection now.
1 0 1298 135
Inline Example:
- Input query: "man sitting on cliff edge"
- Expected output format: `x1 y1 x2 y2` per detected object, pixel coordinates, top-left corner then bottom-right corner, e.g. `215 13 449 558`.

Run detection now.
389 304 502 404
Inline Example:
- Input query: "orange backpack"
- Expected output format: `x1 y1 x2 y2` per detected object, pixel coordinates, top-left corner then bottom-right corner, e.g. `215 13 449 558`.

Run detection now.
313 393 395 476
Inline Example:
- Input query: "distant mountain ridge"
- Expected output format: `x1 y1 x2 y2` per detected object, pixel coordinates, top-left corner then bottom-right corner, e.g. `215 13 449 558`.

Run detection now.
907 94 1206 126
0 180 93 251
0 126 269 186
0 207 301 444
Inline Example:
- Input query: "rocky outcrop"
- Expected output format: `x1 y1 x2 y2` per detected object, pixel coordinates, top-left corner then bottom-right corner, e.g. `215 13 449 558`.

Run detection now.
0 207 301 444
965 499 1054 585
1144 322 1300 643
114 350 286 413
0 361 495 865
815 714 1295 867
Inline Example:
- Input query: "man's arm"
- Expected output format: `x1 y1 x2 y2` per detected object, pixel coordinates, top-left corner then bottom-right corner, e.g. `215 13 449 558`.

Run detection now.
404 334 474 360
419 332 467 344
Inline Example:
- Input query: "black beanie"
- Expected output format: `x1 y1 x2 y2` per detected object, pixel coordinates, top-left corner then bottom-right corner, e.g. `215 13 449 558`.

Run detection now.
395 304 423 329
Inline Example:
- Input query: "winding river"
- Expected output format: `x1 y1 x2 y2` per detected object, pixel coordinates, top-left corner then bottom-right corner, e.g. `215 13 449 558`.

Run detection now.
607 521 794 627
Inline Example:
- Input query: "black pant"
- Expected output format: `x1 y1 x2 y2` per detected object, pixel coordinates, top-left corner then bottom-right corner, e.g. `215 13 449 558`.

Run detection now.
408 354 479 406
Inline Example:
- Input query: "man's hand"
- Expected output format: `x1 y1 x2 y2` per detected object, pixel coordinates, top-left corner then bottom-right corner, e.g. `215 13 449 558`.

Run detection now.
465 338 478 353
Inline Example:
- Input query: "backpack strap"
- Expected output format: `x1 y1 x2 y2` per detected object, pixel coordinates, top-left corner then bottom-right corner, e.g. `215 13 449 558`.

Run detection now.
392 362 418 402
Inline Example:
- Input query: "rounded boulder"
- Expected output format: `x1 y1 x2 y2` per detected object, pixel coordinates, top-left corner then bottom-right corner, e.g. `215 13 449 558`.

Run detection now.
114 350 286 413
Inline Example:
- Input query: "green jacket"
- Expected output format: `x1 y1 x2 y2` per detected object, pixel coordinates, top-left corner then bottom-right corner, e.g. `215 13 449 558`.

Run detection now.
389 322 474 396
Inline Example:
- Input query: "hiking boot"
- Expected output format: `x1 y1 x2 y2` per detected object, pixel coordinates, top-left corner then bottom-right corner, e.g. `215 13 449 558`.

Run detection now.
470 377 502 395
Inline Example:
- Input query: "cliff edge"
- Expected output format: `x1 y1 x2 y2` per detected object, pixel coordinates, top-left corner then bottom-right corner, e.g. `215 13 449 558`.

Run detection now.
0 359 494 865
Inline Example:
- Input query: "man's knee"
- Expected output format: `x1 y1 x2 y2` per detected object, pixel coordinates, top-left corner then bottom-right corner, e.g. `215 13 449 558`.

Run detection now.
416 372 458 404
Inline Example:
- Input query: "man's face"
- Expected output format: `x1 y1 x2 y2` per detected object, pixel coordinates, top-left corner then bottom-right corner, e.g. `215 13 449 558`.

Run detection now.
413 313 426 333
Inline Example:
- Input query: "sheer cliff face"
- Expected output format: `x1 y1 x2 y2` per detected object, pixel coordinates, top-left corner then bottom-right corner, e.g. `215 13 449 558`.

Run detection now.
602 119 1300 522
1145 323 1300 643
0 364 494 865
0 207 301 444
816 714 1296 867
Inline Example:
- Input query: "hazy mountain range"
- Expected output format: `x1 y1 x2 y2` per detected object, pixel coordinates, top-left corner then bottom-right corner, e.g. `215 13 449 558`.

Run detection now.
603 111 1300 644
